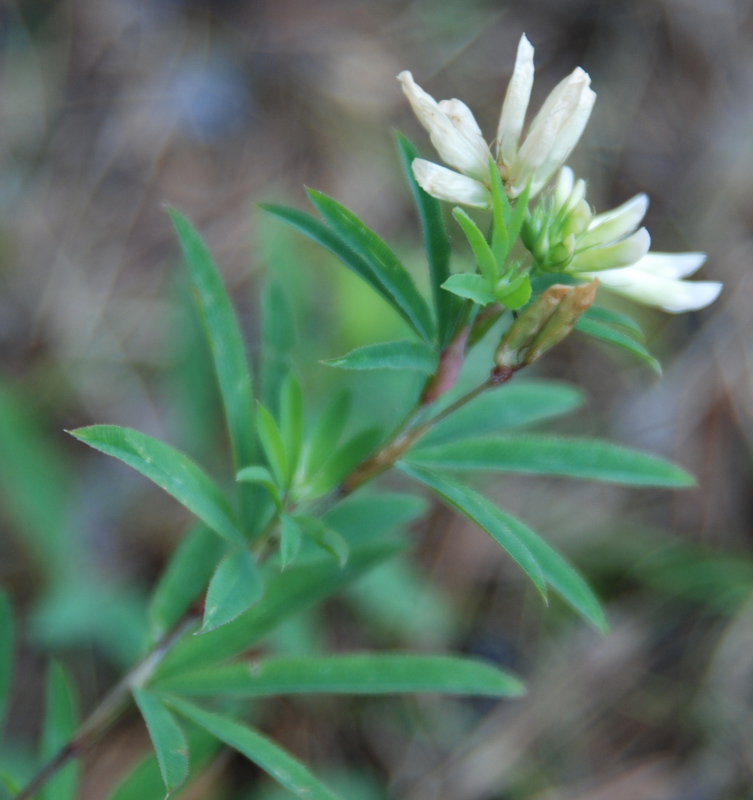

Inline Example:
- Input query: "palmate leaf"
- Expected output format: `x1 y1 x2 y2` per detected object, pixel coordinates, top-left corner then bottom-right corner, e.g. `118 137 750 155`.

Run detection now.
148 524 227 642
421 380 584 446
324 340 438 373
576 316 661 374
166 697 342 800
396 133 462 349
400 464 607 631
132 688 188 795
167 210 257 527
153 540 404 681
407 434 695 487
70 426 245 545
153 653 524 697
40 662 78 800
201 548 264 633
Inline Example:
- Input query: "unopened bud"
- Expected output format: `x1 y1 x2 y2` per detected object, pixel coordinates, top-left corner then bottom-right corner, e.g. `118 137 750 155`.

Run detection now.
524 279 599 363
494 284 569 369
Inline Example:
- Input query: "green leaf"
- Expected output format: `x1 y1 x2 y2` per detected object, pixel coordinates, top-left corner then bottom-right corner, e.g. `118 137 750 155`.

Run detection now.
148 525 227 642
582 305 645 340
422 380 584 446
496 274 531 310
280 373 305 479
280 514 303 569
306 189 435 343
70 426 245 545
167 698 342 800
202 549 264 633
395 132 462 348
256 405 290 489
40 662 78 800
167 209 256 524
489 159 512 262
154 541 403 680
304 392 351 482
441 273 496 306
398 465 546 596
324 340 438 373
575 317 661 374
154 654 524 697
400 465 606 631
237 465 282 510
452 207 498 284
105 727 219 800
261 280 296 412
132 688 188 795
407 434 695 487
0 594 11 732
507 181 531 247
306 427 383 498
296 516 349 567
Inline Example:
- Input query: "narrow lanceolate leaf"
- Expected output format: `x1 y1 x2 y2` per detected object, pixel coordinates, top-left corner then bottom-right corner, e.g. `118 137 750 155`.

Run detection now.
280 373 305 479
307 189 435 343
582 305 645 340
400 465 606 631
575 317 661 375
489 159 512 262
296 516 349 567
261 280 296 413
407 435 695 487
304 392 351 481
0 593 12 732
167 210 256 511
306 427 383 498
236 465 282 510
396 132 462 349
132 688 188 795
280 514 303 570
441 273 496 306
261 202 433 343
70 426 245 545
324 340 438 374
256 405 290 489
148 525 227 642
202 549 264 633
154 654 524 697
154 541 403 681
398 464 545 597
41 662 78 800
167 698 342 800
452 207 499 284
507 181 531 247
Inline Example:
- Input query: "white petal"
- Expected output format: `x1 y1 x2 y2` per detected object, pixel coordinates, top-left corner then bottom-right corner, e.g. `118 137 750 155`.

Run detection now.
554 166 575 210
398 71 491 181
412 159 492 208
496 34 535 166
569 227 651 271
631 251 707 279
587 267 722 313
438 98 484 138
579 193 648 249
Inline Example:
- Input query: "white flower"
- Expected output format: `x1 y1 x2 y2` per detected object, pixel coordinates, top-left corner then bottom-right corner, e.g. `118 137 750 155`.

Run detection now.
581 253 722 313
398 34 596 206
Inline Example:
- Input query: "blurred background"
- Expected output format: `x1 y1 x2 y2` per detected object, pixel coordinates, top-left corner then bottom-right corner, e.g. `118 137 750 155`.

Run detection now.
1 0 752 797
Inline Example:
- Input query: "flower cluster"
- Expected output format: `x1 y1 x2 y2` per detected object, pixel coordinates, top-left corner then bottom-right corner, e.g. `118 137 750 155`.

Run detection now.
399 35 721 314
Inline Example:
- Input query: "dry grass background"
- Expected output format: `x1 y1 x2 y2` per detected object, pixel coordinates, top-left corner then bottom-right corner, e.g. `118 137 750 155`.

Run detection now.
1 0 753 798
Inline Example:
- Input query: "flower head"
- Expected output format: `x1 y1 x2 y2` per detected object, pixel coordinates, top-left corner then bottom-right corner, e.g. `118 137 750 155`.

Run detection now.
398 34 596 207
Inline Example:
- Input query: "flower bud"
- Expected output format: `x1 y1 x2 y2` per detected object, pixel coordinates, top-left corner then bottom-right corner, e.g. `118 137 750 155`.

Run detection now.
494 281 598 369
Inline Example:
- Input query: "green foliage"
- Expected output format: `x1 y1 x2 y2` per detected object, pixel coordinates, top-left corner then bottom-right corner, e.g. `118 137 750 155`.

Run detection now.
167 697 343 800
261 280 296 413
154 653 524 697
0 594 12 735
406 434 695 487
40 662 78 800
324 340 438 373
132 688 189 794
201 549 264 632
576 316 661 374
70 426 245 545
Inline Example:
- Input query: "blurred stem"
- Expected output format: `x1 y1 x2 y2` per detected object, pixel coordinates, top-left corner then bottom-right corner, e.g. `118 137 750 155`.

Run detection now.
14 615 199 800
